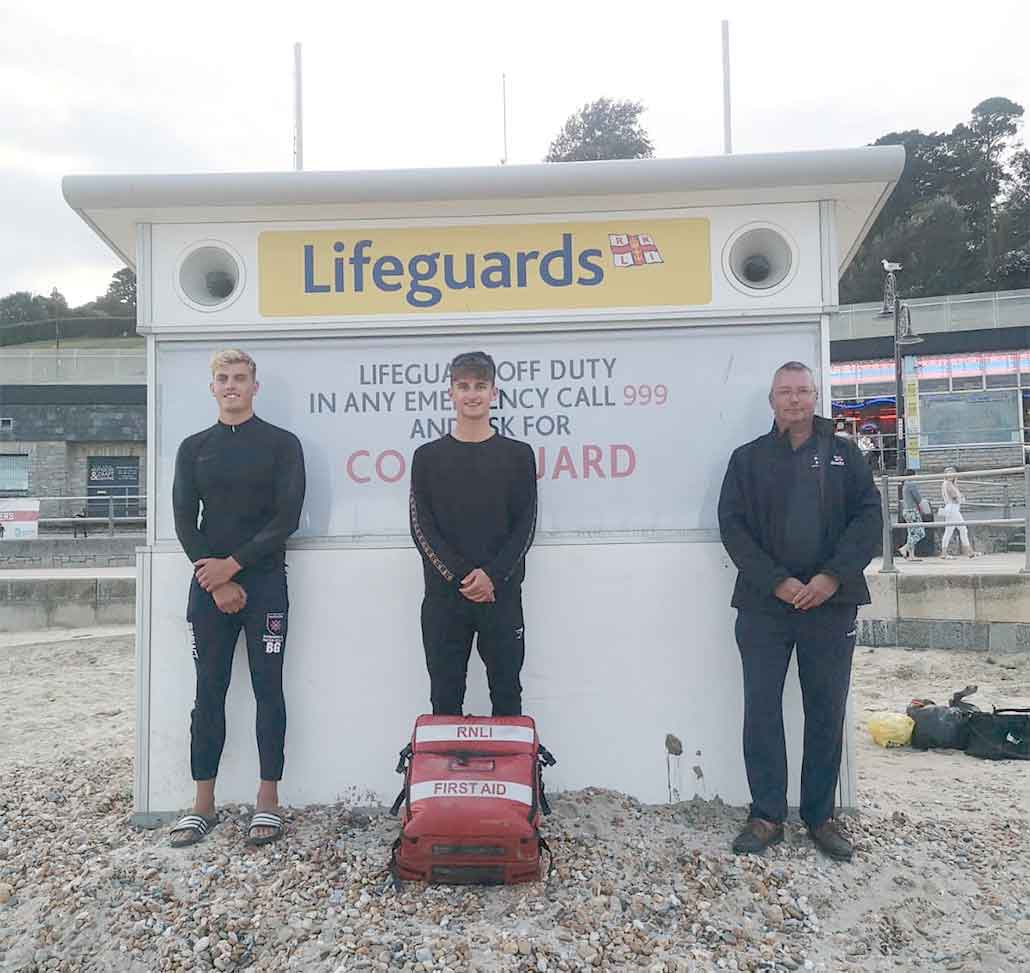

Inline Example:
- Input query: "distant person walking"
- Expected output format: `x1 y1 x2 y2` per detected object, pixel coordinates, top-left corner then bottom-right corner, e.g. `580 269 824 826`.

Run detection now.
940 467 976 558
857 433 874 467
898 478 928 560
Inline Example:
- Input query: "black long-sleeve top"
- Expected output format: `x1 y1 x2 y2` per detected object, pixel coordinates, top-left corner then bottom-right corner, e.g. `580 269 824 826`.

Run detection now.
409 433 537 596
172 415 306 572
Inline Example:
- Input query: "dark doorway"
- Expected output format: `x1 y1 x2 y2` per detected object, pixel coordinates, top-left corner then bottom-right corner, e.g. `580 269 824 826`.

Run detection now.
87 456 140 518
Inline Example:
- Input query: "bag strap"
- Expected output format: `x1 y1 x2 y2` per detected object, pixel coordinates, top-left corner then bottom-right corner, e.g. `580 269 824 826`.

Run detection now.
391 743 414 817
992 707 1030 716
530 745 557 821
386 837 403 892
949 685 978 707
538 765 552 817
539 835 555 880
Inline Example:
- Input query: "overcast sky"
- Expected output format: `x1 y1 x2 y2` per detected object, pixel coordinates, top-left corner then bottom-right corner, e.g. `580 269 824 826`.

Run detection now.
2 0 1028 305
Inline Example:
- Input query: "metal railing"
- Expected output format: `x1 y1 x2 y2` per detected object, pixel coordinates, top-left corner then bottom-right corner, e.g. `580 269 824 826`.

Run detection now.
878 467 1030 574
0 348 145 385
833 288 1030 341
30 495 147 537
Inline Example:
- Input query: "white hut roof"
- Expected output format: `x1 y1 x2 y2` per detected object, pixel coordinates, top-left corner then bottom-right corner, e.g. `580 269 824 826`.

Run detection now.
64 146 904 274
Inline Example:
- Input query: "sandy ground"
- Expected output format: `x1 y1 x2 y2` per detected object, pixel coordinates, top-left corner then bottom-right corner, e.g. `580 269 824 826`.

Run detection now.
852 645 1030 823
1 630 1029 972
0 627 135 767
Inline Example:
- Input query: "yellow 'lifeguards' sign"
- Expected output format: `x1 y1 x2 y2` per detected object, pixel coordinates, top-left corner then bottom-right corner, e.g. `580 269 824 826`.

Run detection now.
258 218 711 316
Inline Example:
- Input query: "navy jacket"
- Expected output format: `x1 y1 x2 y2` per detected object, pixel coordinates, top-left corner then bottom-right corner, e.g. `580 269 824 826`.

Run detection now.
717 415 882 613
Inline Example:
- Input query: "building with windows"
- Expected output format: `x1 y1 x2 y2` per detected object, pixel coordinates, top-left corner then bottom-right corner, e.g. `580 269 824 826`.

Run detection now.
831 288 1030 470
0 347 146 513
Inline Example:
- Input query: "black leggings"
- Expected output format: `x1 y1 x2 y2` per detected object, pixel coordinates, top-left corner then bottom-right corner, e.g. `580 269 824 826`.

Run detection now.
186 567 289 781
421 587 525 716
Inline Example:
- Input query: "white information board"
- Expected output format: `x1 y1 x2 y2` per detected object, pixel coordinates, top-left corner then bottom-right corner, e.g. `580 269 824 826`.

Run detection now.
155 323 820 544
0 499 40 539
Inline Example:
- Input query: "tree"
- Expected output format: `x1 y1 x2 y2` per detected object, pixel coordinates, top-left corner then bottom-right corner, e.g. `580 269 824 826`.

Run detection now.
867 130 952 231
93 267 137 315
545 97 654 163
946 97 1023 273
997 149 1030 260
0 291 47 324
994 247 1030 289
45 288 68 316
843 97 1029 301
841 196 978 303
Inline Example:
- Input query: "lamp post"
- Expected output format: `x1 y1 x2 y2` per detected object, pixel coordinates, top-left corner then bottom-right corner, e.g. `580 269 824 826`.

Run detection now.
879 261 923 474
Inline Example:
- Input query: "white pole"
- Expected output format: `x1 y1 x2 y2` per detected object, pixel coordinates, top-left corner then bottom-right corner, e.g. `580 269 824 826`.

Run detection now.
501 73 509 165
293 43 304 171
721 20 732 154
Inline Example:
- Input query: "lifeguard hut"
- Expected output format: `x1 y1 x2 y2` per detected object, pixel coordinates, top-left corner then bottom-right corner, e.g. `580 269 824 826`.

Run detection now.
64 146 903 823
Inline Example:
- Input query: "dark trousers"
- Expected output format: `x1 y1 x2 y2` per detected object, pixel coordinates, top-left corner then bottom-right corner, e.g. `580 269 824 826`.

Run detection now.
735 603 858 829
187 567 289 782
421 587 525 716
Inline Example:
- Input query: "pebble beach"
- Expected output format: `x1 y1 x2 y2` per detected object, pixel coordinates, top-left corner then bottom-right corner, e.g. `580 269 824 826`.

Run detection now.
1 632 1029 972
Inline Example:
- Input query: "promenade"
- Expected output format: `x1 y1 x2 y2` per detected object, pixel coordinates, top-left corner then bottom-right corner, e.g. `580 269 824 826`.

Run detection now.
0 564 135 631
5 556 1030 645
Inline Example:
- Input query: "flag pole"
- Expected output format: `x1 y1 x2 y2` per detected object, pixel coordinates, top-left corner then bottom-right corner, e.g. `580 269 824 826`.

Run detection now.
293 43 304 171
501 73 509 165
721 21 732 154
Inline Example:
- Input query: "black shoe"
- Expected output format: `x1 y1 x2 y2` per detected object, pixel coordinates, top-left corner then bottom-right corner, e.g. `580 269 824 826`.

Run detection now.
809 819 853 861
732 818 784 855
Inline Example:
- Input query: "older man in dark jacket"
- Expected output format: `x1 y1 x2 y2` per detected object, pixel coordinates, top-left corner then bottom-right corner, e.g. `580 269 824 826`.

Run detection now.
718 361 881 862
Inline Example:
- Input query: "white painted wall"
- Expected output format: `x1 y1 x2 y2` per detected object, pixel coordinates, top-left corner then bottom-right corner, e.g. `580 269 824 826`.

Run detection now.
140 541 834 816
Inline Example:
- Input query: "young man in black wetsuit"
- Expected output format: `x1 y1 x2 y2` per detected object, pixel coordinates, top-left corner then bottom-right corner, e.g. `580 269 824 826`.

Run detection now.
409 351 537 716
169 349 305 847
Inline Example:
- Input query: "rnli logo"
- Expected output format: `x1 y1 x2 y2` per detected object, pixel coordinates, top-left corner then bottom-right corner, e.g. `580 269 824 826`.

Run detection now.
456 725 493 739
609 233 663 268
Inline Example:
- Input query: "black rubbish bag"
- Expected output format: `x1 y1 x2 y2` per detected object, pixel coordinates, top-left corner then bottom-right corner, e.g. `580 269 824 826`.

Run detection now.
965 708 1030 760
906 686 979 750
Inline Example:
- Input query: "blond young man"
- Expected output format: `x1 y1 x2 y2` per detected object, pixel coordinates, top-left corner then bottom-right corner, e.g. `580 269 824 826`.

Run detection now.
169 350 305 847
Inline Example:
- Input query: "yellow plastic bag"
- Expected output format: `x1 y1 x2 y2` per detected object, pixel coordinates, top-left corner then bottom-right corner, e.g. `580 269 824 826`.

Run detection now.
867 712 915 748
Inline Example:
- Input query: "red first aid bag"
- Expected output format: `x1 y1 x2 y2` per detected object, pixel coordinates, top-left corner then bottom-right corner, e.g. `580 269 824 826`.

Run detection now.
389 715 556 884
